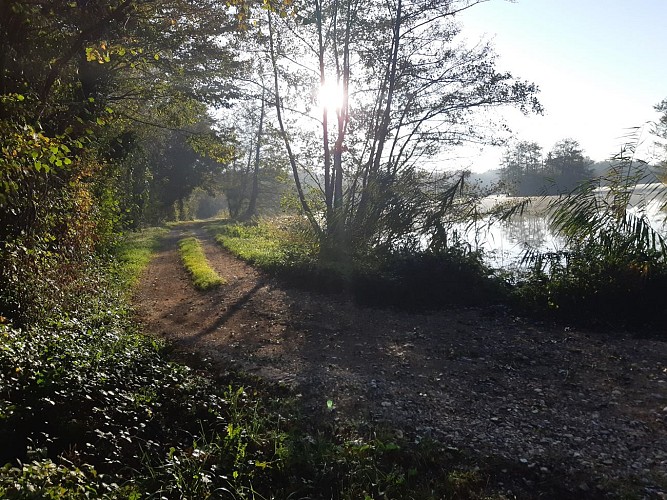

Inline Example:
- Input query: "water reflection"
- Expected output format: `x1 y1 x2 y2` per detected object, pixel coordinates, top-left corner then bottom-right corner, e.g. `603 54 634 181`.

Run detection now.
460 184 667 270
461 213 566 270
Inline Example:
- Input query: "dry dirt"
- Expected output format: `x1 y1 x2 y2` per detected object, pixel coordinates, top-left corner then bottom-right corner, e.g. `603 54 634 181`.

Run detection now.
133 221 667 497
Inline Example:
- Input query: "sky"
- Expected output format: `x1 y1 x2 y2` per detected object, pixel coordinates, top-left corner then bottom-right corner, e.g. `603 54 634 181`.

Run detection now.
454 0 667 172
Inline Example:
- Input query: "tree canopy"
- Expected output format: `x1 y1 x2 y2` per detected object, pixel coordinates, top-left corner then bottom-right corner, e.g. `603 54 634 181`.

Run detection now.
0 0 242 323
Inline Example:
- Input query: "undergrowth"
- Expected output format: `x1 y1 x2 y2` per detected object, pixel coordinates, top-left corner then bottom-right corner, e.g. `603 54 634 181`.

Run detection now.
210 218 506 309
178 236 225 290
512 149 667 330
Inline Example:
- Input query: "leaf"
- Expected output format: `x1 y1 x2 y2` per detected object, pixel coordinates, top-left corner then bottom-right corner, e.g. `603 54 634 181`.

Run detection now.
326 399 333 410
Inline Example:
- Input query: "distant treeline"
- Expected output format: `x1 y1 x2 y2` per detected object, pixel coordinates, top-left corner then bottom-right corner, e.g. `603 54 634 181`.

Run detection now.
471 138 664 196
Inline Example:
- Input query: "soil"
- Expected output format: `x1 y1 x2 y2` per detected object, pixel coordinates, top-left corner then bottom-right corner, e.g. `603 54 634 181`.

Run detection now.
133 221 667 498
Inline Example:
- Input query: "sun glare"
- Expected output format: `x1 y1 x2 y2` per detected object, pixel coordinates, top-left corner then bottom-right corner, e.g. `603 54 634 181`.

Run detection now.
318 79 345 113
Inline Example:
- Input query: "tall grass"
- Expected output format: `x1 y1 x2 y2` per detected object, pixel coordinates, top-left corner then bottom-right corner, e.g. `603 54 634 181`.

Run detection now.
516 135 667 327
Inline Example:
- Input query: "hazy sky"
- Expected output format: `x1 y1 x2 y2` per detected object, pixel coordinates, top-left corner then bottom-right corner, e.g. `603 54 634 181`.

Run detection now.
456 0 667 172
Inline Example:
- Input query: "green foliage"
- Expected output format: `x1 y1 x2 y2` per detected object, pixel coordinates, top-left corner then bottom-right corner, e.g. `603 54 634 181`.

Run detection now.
0 288 232 497
0 0 241 319
0 460 112 499
178 237 226 289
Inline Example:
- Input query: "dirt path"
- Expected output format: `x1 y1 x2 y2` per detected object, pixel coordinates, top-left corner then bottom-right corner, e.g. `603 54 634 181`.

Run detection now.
134 221 667 496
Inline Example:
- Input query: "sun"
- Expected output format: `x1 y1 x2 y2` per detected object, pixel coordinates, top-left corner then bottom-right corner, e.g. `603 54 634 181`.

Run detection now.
317 79 345 113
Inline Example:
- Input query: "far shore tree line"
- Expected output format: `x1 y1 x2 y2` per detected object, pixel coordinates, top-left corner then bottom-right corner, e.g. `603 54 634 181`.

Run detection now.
496 136 665 197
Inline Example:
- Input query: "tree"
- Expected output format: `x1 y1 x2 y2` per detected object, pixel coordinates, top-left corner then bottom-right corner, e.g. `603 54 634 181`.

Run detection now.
263 0 542 254
500 141 543 195
545 138 593 193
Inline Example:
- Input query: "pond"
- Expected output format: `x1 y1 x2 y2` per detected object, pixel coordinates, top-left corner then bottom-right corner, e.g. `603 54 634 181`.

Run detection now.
460 184 667 271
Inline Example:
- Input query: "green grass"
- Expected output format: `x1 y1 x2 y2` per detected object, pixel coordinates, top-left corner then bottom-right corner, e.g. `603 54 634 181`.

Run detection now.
210 218 314 270
114 226 168 289
215 226 284 268
178 236 225 290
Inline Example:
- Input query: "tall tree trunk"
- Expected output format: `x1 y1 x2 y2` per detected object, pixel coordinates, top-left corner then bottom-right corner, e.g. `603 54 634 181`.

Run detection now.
316 0 333 225
353 0 402 243
244 89 265 220
370 0 401 174
330 0 352 243
267 10 321 234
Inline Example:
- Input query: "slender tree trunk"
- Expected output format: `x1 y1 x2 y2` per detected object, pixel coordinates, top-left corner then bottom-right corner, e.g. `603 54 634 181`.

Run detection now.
331 0 352 242
244 89 265 220
353 0 402 243
370 0 401 174
267 10 321 234
316 0 333 225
